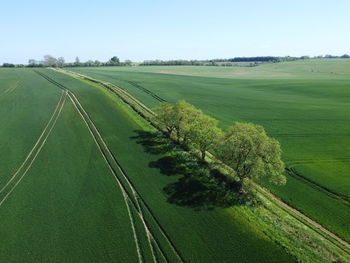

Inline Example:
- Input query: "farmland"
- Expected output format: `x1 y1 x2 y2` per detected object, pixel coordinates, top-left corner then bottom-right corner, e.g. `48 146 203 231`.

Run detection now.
0 68 299 262
70 59 350 242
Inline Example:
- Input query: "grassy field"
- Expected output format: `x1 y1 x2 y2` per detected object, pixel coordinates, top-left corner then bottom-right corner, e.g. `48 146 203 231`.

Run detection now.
0 68 296 262
70 59 350 242
86 59 350 79
0 69 139 261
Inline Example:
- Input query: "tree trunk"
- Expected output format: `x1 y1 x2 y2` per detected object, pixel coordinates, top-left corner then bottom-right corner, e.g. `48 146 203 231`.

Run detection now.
201 151 206 161
237 180 244 194
176 130 181 144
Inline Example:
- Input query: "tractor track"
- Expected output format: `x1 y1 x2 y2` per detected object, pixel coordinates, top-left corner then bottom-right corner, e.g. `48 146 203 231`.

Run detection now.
0 90 66 195
285 167 350 205
97 73 167 103
0 90 67 207
35 70 184 263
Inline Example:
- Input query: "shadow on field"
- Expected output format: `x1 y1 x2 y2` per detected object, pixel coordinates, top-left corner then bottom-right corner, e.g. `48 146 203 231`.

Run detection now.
131 130 247 210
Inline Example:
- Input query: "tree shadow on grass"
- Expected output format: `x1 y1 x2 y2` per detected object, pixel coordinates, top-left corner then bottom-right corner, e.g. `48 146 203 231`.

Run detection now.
130 130 176 155
131 130 248 211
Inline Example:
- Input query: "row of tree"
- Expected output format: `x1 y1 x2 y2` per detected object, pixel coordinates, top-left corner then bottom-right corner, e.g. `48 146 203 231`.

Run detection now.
154 100 286 192
3 54 348 68
25 55 131 68
138 54 349 66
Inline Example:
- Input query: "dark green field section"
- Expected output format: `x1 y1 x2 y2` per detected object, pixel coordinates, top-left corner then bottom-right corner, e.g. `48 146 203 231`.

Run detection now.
0 97 138 262
70 62 350 242
0 69 61 187
37 69 295 262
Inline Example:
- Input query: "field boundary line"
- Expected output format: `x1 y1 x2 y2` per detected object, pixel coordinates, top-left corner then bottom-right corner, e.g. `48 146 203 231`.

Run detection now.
0 90 66 194
58 68 350 255
0 91 67 207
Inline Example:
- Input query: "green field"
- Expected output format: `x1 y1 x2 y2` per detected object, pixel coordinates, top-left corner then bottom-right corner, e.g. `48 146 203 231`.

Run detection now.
70 59 350 242
0 68 296 262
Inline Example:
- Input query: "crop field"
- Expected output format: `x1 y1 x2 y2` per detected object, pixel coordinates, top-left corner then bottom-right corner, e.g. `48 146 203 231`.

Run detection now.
0 68 296 262
70 59 350 242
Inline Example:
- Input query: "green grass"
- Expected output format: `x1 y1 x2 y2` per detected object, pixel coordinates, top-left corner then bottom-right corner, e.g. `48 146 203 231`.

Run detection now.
69 60 350 242
39 68 295 262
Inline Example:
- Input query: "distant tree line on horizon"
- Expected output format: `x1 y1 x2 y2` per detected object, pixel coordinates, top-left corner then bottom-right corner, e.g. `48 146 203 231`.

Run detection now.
140 54 350 66
1 54 349 68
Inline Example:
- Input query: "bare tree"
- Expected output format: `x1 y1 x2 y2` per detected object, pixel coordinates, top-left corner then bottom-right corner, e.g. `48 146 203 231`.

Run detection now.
43 55 57 67
57 57 65 67
28 59 37 65
74 56 80 66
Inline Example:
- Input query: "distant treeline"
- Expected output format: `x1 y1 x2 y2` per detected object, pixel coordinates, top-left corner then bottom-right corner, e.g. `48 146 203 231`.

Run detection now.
140 54 350 66
1 54 349 68
1 55 132 68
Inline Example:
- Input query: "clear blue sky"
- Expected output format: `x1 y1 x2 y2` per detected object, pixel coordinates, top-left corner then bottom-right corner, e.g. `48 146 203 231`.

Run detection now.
1 0 349 64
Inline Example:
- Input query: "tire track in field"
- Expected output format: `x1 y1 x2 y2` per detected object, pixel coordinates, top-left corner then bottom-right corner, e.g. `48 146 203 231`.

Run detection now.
68 91 177 263
37 70 184 263
67 93 143 263
0 91 67 207
122 79 167 103
96 73 167 102
70 91 170 263
70 91 167 263
0 80 20 97
285 168 350 205
0 90 66 194
287 157 350 165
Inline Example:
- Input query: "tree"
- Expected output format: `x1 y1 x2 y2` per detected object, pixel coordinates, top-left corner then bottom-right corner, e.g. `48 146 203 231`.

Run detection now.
74 56 81 66
153 100 202 144
2 63 15 68
43 55 57 67
124 59 132 66
28 59 37 66
187 113 222 161
216 122 285 191
94 60 101 66
153 102 177 135
57 57 65 67
109 56 120 65
172 100 202 144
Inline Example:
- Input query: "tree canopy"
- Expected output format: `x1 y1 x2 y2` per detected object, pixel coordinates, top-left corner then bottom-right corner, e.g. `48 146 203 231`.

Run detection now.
217 122 286 190
187 114 222 160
